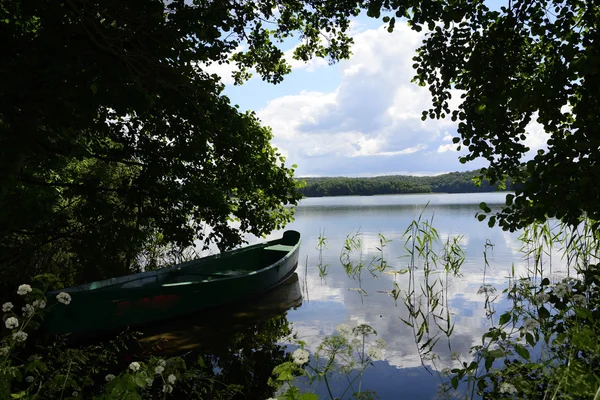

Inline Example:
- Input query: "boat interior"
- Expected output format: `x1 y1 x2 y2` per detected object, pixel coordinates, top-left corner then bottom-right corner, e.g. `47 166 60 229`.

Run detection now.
57 232 299 293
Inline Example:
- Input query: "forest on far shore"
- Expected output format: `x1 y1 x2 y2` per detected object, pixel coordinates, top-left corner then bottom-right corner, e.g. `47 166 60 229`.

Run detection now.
297 170 513 197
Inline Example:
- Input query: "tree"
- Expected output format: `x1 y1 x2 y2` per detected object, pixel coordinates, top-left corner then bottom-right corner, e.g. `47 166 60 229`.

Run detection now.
356 0 600 230
0 0 359 284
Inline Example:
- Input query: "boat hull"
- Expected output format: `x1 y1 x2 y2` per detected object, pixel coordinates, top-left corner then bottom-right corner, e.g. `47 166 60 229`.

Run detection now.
45 231 300 334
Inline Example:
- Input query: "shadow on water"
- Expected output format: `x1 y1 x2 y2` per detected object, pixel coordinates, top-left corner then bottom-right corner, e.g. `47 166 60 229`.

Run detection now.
120 273 304 399
136 272 303 355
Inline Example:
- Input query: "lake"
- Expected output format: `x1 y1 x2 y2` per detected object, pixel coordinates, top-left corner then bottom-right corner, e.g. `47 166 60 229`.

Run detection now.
142 192 570 399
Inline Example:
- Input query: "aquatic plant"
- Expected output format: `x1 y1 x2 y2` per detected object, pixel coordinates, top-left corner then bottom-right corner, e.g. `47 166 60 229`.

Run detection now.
441 218 600 399
316 230 329 279
269 323 385 400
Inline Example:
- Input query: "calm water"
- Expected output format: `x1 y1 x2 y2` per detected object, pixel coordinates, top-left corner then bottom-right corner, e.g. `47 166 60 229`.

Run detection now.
144 193 568 399
264 193 568 399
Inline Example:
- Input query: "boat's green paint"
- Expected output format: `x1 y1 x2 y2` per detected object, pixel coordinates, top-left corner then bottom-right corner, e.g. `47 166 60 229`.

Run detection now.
45 231 301 335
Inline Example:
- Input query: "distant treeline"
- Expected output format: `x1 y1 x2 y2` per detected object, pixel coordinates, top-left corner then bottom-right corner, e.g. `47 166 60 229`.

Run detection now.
297 171 513 197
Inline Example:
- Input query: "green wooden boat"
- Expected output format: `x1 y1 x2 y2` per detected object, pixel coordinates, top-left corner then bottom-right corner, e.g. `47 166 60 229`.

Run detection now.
45 230 301 335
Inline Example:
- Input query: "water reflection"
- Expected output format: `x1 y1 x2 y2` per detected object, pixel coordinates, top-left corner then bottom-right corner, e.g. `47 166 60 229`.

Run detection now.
271 193 570 399
138 273 302 355
165 193 569 399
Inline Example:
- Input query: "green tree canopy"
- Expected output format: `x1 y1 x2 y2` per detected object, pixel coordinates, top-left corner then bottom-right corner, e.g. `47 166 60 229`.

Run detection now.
2 0 597 285
0 0 358 284
356 0 600 230
297 170 506 197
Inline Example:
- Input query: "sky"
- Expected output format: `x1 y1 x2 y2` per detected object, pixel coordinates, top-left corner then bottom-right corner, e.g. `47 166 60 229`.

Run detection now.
205 11 549 178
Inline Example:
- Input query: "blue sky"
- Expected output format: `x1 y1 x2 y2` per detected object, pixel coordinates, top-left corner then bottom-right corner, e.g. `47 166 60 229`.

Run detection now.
206 10 548 177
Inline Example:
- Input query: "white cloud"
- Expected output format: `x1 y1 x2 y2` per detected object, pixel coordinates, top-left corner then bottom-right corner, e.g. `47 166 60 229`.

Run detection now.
437 143 458 153
350 143 427 157
257 22 471 176
242 18 559 177
198 45 247 85
523 114 550 154
284 46 329 72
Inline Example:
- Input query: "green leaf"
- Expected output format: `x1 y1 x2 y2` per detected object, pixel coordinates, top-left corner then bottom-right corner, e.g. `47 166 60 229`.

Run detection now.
488 349 505 358
277 369 294 381
499 312 511 325
134 373 148 388
514 343 530 360
477 379 487 391
541 278 550 286
298 394 319 400
538 306 550 319
505 193 514 206
451 376 459 389
484 356 494 371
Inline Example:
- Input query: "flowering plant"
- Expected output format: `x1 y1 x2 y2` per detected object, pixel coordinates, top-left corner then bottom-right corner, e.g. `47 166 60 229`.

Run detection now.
440 225 600 400
1 276 187 399
269 323 385 400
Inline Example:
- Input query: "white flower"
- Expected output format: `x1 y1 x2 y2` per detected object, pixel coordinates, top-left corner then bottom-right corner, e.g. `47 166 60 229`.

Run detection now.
157 359 166 367
450 352 461 361
375 338 387 349
367 346 383 361
155 365 164 374
17 284 32 296
339 364 352 374
105 374 116 382
2 302 13 312
534 291 549 304
26 376 34 383
499 382 517 394
32 300 46 309
554 282 571 298
167 374 176 384
13 331 28 342
146 378 154 386
292 348 309 365
162 384 173 393
0 347 9 357
440 368 451 376
523 318 539 331
22 304 35 318
72 391 78 397
129 362 140 372
336 323 352 338
573 294 587 307
5 317 18 329
56 292 72 305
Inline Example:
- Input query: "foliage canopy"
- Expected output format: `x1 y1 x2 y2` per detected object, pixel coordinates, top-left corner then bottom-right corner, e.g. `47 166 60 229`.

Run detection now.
2 0 598 285
298 170 507 197
357 0 600 230
0 0 358 284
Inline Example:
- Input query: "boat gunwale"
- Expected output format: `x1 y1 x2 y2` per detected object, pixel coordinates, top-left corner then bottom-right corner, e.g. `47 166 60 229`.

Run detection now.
48 231 301 295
